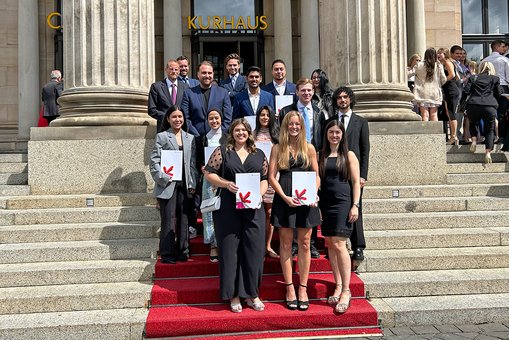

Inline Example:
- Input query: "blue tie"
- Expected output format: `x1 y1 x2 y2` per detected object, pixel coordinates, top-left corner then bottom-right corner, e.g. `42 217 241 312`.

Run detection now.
301 106 312 143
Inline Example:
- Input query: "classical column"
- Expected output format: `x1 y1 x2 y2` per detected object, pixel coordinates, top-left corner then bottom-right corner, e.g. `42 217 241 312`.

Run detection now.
406 0 426 58
300 0 320 78
273 0 293 82
18 0 40 139
54 0 155 126
164 0 182 61
320 0 418 121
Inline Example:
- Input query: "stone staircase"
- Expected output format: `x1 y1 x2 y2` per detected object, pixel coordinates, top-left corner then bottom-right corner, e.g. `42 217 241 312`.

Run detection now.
362 144 509 327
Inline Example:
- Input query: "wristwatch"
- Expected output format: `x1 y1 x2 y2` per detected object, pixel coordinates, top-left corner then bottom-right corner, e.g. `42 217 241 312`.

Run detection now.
353 202 360 208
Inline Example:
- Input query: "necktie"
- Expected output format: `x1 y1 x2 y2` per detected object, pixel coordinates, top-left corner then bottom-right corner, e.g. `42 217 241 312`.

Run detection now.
171 84 177 104
231 75 237 89
301 107 312 143
340 114 345 125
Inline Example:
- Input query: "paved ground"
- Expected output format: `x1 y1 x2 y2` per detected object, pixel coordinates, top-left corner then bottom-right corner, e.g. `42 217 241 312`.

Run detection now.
341 322 509 339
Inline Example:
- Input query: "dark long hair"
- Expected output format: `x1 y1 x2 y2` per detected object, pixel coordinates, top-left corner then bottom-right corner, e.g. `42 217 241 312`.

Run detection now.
311 68 333 112
319 119 350 180
423 48 438 82
254 105 279 144
160 105 187 132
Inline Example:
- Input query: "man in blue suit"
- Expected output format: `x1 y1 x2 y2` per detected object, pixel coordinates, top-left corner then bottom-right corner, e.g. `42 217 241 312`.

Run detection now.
261 59 297 109
177 55 200 87
181 60 232 138
232 66 274 119
219 53 248 105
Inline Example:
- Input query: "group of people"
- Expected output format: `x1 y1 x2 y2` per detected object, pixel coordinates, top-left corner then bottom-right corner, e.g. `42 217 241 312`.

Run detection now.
408 40 509 163
148 55 370 314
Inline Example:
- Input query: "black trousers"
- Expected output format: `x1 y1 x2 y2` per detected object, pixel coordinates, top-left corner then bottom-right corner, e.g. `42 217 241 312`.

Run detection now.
467 104 496 150
158 182 190 260
349 188 365 250
498 85 509 139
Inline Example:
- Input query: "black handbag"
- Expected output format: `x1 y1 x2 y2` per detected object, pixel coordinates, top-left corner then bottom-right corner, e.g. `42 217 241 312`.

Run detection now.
458 75 478 113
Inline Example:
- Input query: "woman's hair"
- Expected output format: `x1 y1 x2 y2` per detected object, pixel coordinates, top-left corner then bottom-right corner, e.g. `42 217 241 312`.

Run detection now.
423 48 438 82
408 54 421 67
254 105 279 144
467 60 478 74
319 120 350 179
277 111 310 170
160 105 187 132
226 118 257 153
478 61 496 76
437 47 452 60
311 68 332 94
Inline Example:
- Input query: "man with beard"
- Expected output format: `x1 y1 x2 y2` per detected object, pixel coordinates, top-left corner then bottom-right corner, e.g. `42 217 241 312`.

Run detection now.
232 66 274 119
177 55 200 88
262 59 297 109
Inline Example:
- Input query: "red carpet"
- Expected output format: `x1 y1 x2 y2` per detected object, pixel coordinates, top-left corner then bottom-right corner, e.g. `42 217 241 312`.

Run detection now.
144 233 381 339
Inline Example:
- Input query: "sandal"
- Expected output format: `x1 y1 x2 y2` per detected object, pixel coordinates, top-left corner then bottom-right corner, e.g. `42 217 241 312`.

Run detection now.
285 283 297 310
246 297 265 311
469 140 477 153
230 298 242 313
265 249 280 259
327 284 342 305
297 284 309 311
335 289 351 314
209 246 219 263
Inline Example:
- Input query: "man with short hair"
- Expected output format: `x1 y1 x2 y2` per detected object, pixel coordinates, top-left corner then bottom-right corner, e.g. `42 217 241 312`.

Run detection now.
261 59 297 106
232 66 274 119
219 53 248 104
41 70 63 125
176 56 200 87
450 45 470 143
148 59 189 131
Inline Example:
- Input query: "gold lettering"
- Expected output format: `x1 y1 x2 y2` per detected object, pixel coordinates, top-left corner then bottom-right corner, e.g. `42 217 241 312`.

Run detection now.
223 16 235 29
187 16 197 30
198 16 210 29
259 15 268 30
46 12 61 30
246 16 257 30
235 16 246 30
213 16 221 29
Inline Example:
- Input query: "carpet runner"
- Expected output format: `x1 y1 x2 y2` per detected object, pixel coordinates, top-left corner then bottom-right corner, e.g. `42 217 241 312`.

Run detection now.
144 235 382 339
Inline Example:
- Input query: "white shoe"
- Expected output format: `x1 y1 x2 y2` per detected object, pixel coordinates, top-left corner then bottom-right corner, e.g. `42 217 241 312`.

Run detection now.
189 226 197 239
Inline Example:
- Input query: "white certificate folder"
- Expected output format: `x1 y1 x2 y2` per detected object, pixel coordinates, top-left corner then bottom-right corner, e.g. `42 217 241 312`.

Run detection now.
235 173 261 209
160 150 183 181
291 171 317 205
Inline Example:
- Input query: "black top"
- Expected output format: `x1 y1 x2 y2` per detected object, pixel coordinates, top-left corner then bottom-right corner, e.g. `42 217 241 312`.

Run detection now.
464 74 501 107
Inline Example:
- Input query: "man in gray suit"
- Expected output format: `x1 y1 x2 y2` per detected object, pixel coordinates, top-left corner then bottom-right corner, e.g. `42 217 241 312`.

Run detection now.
41 70 63 125
148 59 189 132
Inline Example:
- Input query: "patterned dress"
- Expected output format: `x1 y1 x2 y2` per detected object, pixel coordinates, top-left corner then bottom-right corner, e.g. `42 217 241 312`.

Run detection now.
202 129 222 247
255 128 275 204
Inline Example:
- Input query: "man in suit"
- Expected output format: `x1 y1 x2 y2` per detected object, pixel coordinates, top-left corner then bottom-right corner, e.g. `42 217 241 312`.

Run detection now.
177 55 200 87
279 78 325 259
148 59 189 131
261 59 297 111
327 86 370 269
41 70 63 125
232 66 274 119
181 60 232 138
219 53 248 104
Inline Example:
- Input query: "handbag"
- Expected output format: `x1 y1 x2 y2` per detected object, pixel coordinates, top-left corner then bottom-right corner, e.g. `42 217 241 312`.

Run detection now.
199 146 225 213
458 75 478 113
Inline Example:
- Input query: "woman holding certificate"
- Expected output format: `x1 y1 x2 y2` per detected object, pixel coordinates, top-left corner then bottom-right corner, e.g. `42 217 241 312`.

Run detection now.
318 120 361 314
269 111 321 312
150 105 198 264
204 118 268 313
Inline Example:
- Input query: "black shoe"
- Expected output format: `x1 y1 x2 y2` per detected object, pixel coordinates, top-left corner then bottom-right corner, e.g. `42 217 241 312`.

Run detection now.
161 256 176 264
176 254 189 262
352 248 364 261
310 245 320 259
291 243 298 258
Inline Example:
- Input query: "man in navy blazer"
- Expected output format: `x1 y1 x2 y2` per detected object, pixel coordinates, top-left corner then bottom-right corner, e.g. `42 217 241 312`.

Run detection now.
232 66 274 119
219 53 248 104
181 60 232 138
148 59 189 131
177 55 200 87
261 59 297 107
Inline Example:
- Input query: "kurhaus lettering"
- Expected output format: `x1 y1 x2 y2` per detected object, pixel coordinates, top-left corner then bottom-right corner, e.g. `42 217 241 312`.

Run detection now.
187 15 268 31
47 11 62 29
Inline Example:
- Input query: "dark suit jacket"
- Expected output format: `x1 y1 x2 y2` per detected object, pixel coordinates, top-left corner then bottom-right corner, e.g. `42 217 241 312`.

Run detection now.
181 84 233 137
220 74 248 104
326 112 370 180
148 79 189 131
463 74 501 107
232 89 275 119
178 76 200 88
261 81 297 96
41 80 63 117
279 102 325 150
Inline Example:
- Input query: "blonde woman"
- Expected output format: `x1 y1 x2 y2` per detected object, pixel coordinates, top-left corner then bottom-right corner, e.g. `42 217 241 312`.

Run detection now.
407 53 421 91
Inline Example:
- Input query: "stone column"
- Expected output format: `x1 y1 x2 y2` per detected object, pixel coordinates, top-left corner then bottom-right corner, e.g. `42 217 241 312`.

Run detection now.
54 0 155 126
273 0 293 82
300 0 320 78
164 0 182 61
18 0 40 139
319 0 418 121
406 0 426 58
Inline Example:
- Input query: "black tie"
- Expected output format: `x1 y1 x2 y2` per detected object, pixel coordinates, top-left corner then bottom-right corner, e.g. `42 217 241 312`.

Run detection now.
340 114 345 125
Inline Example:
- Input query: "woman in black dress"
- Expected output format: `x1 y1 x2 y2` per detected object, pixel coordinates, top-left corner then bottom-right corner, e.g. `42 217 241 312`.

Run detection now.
204 118 268 313
269 111 321 311
318 120 361 314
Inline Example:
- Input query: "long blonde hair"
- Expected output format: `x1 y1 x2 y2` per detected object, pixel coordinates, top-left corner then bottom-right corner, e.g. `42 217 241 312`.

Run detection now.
478 61 496 76
277 111 310 170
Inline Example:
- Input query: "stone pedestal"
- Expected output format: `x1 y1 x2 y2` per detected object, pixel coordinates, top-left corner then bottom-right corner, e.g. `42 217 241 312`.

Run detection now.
54 0 155 127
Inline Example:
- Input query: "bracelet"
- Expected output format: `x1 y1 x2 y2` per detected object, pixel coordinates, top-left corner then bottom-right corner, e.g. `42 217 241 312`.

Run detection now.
353 203 360 208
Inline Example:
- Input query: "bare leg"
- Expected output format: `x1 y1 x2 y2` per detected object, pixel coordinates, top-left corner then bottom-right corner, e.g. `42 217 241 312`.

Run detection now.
264 203 278 257
420 106 429 121
279 227 296 302
297 228 312 304
429 107 438 122
326 236 342 304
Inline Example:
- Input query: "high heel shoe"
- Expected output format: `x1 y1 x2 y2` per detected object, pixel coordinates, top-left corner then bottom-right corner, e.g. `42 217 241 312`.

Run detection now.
485 153 492 164
335 289 351 314
297 284 309 311
447 136 459 146
284 283 297 310
469 141 477 153
246 297 265 311
327 284 342 305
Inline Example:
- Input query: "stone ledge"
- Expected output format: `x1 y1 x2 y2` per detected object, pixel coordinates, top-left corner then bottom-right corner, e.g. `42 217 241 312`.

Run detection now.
30 126 157 141
369 121 443 135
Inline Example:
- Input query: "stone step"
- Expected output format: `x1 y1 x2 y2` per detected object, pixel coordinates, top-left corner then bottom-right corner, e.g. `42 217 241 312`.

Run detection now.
358 246 509 273
0 238 159 264
447 162 509 173
364 196 509 214
0 163 27 173
0 173 27 185
0 259 155 288
0 206 160 226
447 172 509 184
0 141 27 152
0 185 30 197
0 193 155 210
0 221 158 244
363 183 509 199
365 227 508 250
0 282 152 315
0 308 147 340
362 268 509 298
364 210 509 231
447 152 508 163
0 153 27 163
446 144 490 153
373 293 509 327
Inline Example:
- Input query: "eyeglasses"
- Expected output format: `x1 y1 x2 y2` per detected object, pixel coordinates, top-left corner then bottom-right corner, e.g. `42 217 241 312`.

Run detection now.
311 76 321 80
